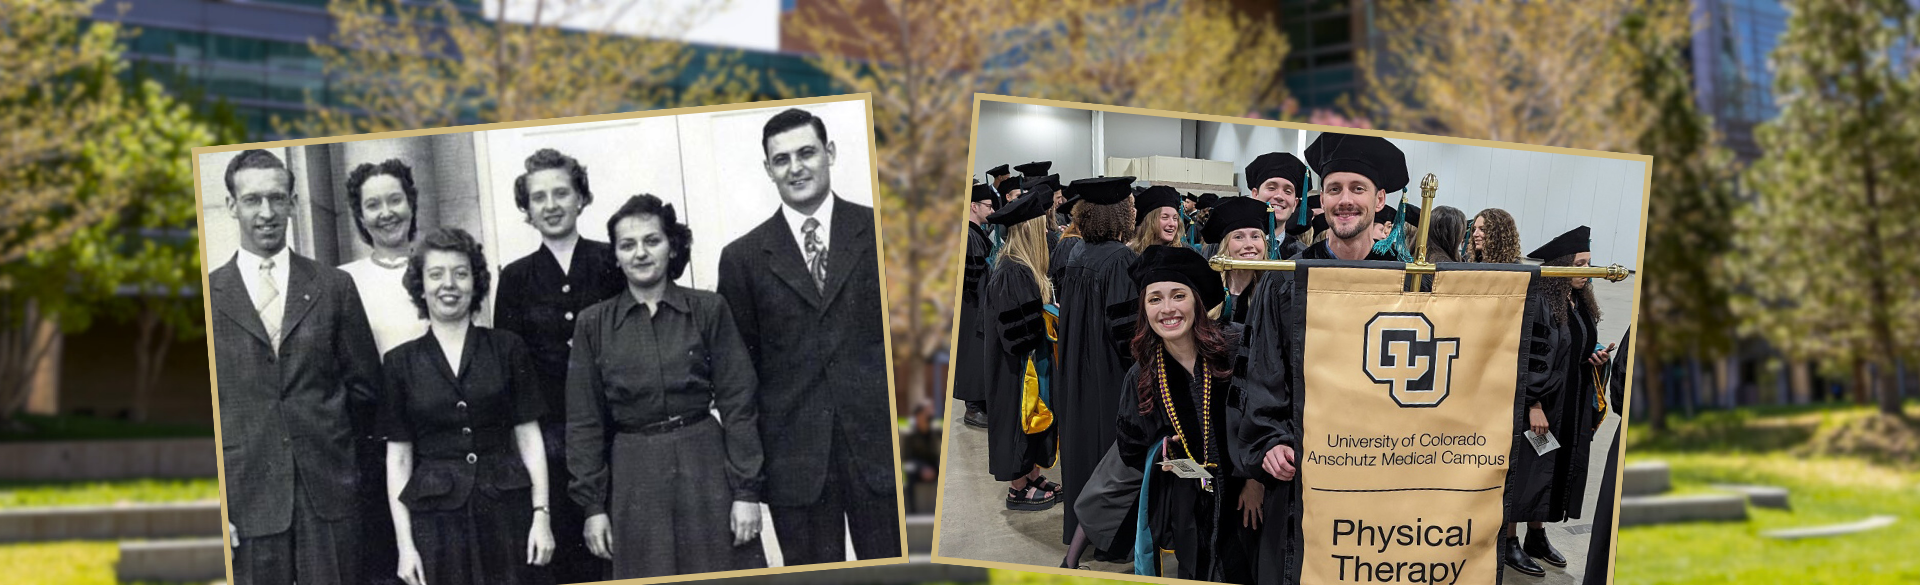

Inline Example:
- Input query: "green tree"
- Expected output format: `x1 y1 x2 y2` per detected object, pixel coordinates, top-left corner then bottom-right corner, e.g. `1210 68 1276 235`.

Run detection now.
0 0 135 423
1621 8 1739 432
1734 0 1919 416
65 80 240 422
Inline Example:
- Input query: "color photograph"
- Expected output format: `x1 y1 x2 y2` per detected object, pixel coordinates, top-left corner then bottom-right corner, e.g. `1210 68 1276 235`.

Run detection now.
933 95 1648 585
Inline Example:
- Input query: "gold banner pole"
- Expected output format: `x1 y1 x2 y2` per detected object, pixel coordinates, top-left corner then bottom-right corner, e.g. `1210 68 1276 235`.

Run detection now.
1412 174 1437 266
1213 172 1634 281
1206 257 1634 281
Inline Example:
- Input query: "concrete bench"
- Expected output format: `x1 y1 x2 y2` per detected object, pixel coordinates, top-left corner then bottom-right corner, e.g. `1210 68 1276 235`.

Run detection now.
1709 484 1791 510
1619 493 1748 527
116 538 226 583
1622 461 1670 497
0 500 220 543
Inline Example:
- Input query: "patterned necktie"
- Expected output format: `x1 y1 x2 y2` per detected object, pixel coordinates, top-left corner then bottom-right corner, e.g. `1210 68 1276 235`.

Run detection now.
257 258 283 351
802 217 827 292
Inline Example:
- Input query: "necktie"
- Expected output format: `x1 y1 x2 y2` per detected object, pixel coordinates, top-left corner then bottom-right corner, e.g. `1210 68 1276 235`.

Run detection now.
802 217 827 292
257 258 283 351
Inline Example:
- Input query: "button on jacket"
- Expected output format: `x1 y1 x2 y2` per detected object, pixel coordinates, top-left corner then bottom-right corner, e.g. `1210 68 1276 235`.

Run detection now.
378 326 546 511
566 284 764 517
495 238 625 425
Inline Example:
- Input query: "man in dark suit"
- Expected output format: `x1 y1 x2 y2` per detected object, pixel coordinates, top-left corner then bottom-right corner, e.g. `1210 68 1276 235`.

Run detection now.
492 148 621 583
210 149 383 585
718 108 902 565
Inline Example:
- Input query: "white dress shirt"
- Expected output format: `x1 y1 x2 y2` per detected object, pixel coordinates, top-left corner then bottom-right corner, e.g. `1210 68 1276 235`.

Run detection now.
235 247 292 346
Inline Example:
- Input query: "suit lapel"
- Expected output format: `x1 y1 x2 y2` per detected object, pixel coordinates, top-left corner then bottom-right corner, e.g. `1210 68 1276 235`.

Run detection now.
279 255 321 342
761 211 824 309
817 197 866 309
210 257 272 348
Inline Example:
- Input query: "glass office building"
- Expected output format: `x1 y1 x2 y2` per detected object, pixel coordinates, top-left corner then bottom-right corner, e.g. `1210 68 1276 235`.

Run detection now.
1277 0 1363 112
99 0 830 139
1690 0 1787 161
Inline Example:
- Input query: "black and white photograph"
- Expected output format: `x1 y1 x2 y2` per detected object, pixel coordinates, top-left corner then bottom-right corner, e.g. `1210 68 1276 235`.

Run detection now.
193 95 906 585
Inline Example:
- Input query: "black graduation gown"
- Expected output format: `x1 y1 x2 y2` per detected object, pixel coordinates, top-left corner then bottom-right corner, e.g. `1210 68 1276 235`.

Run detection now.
982 260 1058 481
1115 356 1242 583
1226 239 1400 585
1511 291 1570 523
1547 293 1602 521
954 223 993 404
1048 235 1082 294
1051 239 1139 544
1581 328 1629 585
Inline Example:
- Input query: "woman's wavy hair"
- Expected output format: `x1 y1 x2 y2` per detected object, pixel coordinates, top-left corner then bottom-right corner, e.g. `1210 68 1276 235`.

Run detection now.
345 159 421 245
1469 208 1521 264
1073 198 1135 244
404 228 491 319
1539 254 1603 326
606 194 695 281
1129 284 1235 415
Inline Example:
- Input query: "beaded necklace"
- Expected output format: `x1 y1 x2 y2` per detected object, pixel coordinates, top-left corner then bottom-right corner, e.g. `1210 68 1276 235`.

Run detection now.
1156 350 1217 469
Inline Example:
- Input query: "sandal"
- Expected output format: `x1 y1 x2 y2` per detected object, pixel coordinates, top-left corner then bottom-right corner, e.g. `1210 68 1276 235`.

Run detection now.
1006 483 1060 511
1030 475 1063 494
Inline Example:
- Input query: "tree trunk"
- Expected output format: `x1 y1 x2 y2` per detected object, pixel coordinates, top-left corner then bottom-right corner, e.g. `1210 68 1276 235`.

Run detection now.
1851 358 1871 405
0 299 62 423
1641 331 1666 432
130 301 175 423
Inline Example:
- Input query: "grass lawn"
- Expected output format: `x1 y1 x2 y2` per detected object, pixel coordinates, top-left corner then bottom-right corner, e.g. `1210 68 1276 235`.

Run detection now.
0 478 220 508
0 414 212 443
992 569 1133 584
0 541 213 585
1619 403 1920 584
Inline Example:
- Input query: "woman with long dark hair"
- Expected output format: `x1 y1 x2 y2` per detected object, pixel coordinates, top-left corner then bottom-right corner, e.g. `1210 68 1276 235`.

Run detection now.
1425 205 1466 263
1508 226 1612 576
1467 208 1521 264
1113 245 1248 582
380 228 553 585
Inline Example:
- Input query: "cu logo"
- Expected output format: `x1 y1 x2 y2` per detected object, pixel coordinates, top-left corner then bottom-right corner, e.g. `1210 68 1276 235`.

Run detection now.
1363 313 1461 408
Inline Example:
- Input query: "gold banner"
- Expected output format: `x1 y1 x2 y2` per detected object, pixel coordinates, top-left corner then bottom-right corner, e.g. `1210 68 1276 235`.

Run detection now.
1299 266 1530 585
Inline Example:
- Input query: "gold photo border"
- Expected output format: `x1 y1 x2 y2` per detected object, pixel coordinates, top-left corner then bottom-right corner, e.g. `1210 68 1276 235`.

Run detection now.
189 93 912 585
929 93 1655 585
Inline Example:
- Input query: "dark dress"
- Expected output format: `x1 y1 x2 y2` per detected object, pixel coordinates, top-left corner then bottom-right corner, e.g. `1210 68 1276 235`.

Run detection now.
1547 293 1602 520
1050 239 1139 545
378 326 550 585
1115 353 1245 583
494 238 623 584
953 224 993 405
982 258 1057 481
565 285 767 578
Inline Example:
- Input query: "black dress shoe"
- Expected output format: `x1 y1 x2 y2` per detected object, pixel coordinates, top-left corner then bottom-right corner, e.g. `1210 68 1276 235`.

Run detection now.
1524 527 1567 567
1505 536 1546 577
963 401 989 428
